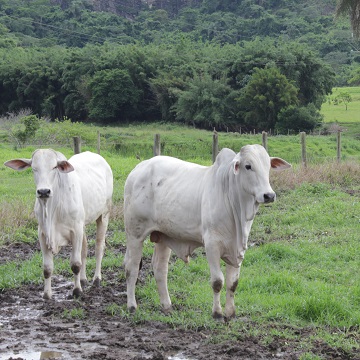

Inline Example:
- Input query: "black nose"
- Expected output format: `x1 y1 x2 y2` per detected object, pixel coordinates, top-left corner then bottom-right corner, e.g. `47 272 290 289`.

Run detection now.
264 192 275 203
37 188 51 198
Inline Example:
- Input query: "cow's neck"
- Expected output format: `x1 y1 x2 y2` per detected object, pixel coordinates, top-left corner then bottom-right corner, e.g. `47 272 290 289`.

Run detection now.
36 172 68 254
219 165 257 267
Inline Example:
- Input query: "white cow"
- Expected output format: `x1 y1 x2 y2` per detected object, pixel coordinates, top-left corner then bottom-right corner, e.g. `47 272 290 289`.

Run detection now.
4 149 113 299
124 144 291 318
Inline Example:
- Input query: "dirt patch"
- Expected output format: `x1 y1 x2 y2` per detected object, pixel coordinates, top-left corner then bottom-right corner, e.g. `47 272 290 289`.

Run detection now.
0 244 359 360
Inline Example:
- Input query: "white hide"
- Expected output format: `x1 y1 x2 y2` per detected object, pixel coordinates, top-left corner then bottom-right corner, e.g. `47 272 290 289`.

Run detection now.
124 144 291 318
4 149 113 299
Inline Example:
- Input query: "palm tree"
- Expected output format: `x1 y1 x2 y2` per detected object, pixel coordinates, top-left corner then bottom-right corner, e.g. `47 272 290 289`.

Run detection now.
335 0 360 37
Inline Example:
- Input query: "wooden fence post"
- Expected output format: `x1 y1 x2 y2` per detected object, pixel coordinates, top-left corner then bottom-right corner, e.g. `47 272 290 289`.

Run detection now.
73 136 81 154
212 130 218 163
153 134 161 156
97 130 101 154
300 132 307 168
262 131 268 152
337 130 341 162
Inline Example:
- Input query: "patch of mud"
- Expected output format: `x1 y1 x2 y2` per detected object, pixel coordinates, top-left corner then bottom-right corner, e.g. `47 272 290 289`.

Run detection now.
1 247 359 359
0 242 39 265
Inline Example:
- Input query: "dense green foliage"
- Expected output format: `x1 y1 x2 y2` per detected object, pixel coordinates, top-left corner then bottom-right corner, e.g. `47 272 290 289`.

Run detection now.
0 39 335 132
0 0 357 131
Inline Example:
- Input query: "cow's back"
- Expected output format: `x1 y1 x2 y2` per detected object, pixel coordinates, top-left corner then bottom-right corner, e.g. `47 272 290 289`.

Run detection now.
69 152 113 224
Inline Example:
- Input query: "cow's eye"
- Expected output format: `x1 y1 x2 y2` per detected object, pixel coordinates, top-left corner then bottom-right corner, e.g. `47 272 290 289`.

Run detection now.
245 165 252 170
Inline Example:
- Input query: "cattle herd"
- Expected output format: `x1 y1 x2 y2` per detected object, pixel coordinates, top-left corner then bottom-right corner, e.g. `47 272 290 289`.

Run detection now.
4 145 290 319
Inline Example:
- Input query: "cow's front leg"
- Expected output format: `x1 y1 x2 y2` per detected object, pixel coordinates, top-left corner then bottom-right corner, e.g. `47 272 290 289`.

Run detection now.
39 231 53 300
225 263 241 319
70 227 83 298
152 240 172 314
205 244 224 319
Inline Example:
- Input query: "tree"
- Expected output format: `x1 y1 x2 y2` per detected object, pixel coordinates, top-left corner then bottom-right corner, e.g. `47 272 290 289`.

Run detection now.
171 73 236 129
276 104 323 133
348 66 360 85
237 67 298 131
335 0 360 37
335 91 352 110
87 68 141 123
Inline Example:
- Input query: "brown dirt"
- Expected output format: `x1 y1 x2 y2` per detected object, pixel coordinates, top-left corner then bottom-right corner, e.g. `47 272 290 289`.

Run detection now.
0 242 359 360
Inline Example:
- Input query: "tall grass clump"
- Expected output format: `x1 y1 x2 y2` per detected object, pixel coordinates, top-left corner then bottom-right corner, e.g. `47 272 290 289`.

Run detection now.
294 294 357 326
270 160 360 191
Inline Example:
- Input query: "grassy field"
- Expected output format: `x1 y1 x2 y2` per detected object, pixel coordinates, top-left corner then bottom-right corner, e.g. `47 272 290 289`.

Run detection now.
0 89 360 358
321 86 360 124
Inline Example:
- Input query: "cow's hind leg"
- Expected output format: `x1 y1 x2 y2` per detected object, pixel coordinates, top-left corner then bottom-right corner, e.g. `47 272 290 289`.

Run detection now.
124 235 144 313
80 232 88 288
39 232 53 300
225 263 241 319
93 213 109 287
152 239 172 314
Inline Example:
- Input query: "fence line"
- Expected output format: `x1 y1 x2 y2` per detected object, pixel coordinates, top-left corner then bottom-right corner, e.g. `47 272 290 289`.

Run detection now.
5 130 347 165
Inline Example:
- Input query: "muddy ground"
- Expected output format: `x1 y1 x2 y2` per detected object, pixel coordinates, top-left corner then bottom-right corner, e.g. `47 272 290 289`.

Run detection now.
0 243 359 360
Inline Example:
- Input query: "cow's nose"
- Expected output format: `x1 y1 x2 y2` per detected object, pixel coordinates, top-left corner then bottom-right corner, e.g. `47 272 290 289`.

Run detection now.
264 192 275 203
37 188 51 198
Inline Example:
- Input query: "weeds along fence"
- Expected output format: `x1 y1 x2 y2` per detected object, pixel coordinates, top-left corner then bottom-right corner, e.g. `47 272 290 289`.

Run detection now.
3 129 356 166
74 130 346 167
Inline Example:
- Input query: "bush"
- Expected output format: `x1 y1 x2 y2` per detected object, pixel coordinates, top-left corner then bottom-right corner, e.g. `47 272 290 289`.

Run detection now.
276 104 323 133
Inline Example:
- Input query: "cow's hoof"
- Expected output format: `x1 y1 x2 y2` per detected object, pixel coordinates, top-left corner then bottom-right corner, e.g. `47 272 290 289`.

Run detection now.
128 306 137 314
224 312 235 322
73 288 83 298
80 279 88 288
92 278 101 287
212 311 223 321
161 306 173 315
43 293 52 300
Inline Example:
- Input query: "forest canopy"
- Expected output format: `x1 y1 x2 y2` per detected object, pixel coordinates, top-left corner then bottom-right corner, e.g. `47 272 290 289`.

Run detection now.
0 0 354 131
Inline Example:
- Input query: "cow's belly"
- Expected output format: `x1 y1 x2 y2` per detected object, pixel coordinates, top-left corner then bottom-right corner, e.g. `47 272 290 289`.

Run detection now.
155 215 202 242
54 231 71 249
151 231 203 263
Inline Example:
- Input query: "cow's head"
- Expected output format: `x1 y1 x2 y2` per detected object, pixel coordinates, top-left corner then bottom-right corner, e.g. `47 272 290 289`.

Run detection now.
4 149 74 199
232 144 291 204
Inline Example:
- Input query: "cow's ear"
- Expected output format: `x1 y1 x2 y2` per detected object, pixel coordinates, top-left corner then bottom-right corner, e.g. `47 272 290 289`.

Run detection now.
232 154 241 175
4 159 32 171
270 157 291 171
56 160 74 173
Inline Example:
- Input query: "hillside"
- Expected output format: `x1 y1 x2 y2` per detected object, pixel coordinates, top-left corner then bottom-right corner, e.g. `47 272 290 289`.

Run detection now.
0 0 358 131
0 0 358 88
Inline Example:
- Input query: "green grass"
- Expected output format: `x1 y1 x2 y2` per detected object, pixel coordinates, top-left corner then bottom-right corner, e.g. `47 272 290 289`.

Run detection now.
0 89 359 356
62 308 85 320
321 86 360 124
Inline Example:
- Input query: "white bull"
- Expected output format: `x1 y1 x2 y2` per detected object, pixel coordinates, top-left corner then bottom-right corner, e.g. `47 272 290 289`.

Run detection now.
124 144 290 318
4 149 113 299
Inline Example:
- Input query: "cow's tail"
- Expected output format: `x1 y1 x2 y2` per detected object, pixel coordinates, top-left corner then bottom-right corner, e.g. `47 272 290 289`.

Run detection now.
135 258 143 285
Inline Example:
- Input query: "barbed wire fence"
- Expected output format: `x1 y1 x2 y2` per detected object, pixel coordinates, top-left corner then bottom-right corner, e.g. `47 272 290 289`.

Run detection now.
1 128 349 166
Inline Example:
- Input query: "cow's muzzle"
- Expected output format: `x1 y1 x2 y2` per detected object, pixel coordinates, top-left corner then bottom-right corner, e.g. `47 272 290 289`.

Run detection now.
37 188 51 198
263 192 275 203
